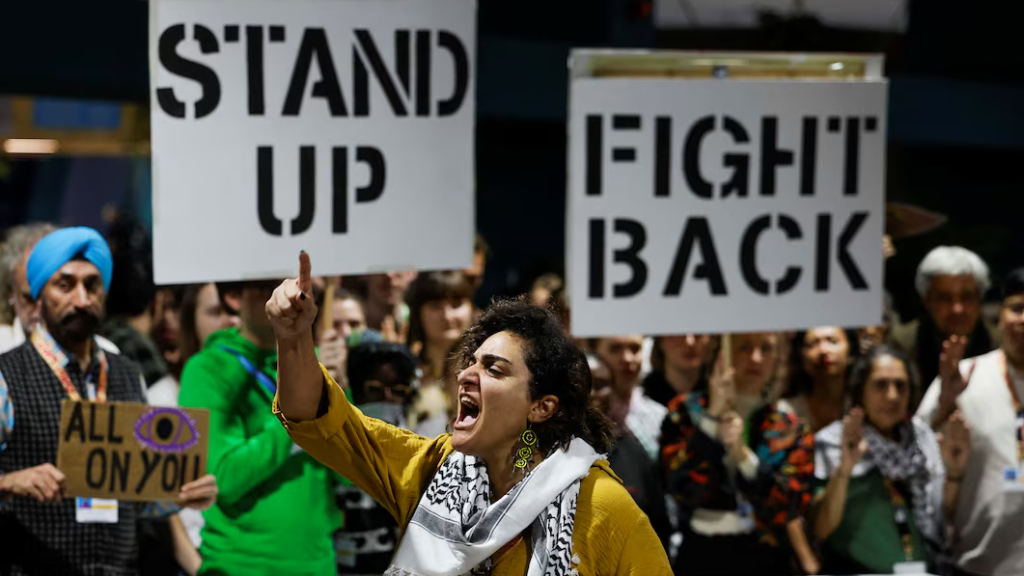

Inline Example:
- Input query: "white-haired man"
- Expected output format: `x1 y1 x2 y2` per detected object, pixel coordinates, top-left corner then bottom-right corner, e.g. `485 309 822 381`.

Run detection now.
890 245 998 391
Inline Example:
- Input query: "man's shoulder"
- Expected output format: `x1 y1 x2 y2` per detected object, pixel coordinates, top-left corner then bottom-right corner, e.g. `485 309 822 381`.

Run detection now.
0 340 40 366
888 318 920 353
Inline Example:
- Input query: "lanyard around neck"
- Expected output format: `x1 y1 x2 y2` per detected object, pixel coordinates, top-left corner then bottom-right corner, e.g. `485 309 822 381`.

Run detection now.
881 476 915 562
999 351 1024 463
31 330 107 402
218 346 277 397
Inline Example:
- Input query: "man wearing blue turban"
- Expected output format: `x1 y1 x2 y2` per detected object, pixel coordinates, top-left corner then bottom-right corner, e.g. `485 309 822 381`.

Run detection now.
0 226 218 575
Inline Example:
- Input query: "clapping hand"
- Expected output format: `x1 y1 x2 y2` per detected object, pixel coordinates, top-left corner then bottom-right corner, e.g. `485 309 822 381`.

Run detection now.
938 335 969 411
939 411 971 479
840 408 868 475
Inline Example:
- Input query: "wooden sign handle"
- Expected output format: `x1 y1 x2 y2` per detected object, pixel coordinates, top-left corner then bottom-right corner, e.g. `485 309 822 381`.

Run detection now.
721 333 733 368
320 277 337 337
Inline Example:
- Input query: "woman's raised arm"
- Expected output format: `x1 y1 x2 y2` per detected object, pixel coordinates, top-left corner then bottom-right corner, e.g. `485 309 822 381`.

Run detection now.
267 251 325 421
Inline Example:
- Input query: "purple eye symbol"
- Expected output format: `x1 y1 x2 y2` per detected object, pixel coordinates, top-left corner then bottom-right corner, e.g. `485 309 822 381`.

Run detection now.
134 407 200 452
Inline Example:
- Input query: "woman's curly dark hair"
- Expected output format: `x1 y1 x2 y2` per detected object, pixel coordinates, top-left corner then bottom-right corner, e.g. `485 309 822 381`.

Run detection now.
453 296 614 454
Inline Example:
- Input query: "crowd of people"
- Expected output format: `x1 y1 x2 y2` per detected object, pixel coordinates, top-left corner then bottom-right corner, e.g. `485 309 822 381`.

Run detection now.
0 215 1021 576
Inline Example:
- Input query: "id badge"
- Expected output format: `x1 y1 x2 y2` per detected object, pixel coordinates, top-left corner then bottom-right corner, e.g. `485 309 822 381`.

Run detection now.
736 498 755 532
1004 416 1024 492
334 536 356 568
1003 466 1024 492
75 497 118 523
893 561 927 574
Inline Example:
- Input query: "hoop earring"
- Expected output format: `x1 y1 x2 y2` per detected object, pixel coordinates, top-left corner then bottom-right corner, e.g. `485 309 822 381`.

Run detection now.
512 423 538 476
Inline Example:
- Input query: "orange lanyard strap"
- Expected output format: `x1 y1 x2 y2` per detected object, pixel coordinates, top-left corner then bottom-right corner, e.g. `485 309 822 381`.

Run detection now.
30 331 107 402
999 352 1024 463
882 476 914 562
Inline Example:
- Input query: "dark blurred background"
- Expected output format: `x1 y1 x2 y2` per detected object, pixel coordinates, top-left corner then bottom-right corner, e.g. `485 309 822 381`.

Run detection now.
0 0 1021 323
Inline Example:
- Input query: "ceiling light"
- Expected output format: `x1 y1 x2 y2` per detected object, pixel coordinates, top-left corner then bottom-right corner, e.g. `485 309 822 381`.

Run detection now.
2 139 60 154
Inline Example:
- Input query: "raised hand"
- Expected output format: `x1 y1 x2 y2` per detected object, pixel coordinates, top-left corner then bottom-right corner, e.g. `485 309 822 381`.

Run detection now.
940 411 971 479
840 408 868 474
938 335 969 410
718 411 744 455
707 353 736 418
266 251 318 343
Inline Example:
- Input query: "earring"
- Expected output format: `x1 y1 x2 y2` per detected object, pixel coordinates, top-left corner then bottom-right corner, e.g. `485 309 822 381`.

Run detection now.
513 425 538 475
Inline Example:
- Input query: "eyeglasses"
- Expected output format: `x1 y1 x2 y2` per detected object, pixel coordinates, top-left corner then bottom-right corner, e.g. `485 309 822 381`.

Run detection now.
362 380 412 400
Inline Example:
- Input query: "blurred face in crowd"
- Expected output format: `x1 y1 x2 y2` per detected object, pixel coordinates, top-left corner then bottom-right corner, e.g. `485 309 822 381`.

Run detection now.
588 357 614 419
802 327 851 381
367 272 416 308
861 354 910 436
11 249 41 335
733 332 778 395
229 281 278 346
1000 293 1024 366
659 334 713 373
153 288 182 362
332 297 367 341
858 325 887 355
595 336 643 393
463 248 486 292
453 331 555 459
195 283 237 347
925 274 981 337
421 296 473 347
39 259 105 345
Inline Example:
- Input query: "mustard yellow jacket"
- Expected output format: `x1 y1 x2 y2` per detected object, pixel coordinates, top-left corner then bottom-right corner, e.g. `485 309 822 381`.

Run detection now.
273 367 672 575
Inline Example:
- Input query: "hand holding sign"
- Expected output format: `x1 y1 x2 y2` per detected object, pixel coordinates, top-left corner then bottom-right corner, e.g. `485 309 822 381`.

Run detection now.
718 411 744 457
266 251 319 343
707 354 736 419
177 474 218 511
0 463 66 503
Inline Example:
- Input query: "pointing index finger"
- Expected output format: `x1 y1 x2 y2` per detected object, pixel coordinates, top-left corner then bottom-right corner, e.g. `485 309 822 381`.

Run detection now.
297 250 312 295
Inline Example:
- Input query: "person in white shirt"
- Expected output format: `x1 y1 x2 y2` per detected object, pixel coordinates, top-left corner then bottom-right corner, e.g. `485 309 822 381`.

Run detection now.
918 267 1024 576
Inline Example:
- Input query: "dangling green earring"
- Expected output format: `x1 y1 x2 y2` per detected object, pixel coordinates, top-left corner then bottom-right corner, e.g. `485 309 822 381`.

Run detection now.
513 425 538 475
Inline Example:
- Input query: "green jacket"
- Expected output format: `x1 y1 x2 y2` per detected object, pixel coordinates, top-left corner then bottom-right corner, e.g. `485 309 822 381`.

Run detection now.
179 328 341 575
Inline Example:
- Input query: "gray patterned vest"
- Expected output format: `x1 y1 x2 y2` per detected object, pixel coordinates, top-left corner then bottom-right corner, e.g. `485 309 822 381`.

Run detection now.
0 341 143 576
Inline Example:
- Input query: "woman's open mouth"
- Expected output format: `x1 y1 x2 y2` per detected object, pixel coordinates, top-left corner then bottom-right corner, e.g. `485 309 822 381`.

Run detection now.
454 394 480 430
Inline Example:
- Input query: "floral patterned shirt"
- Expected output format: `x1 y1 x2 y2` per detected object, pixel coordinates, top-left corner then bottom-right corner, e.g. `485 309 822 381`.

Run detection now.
659 391 815 547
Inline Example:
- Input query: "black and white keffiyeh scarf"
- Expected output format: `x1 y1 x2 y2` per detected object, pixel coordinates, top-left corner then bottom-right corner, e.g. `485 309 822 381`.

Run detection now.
384 437 601 576
817 417 945 548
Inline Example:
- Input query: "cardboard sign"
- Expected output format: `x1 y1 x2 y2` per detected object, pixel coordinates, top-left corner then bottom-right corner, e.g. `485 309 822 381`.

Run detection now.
567 76 887 336
57 401 210 501
149 0 476 284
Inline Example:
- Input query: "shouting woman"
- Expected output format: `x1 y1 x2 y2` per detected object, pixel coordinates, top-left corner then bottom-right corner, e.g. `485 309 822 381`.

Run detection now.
267 252 671 576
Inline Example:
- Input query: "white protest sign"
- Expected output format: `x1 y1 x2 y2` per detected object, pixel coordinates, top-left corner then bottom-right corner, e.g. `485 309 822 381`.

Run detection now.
150 0 475 284
567 78 887 337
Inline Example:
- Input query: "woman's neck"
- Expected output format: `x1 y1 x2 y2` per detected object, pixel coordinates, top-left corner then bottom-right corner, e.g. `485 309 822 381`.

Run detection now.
664 364 701 395
810 373 845 403
239 325 275 350
486 447 548 501
1004 347 1024 373
423 340 451 380
735 392 764 420
875 423 898 441
805 374 845 429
